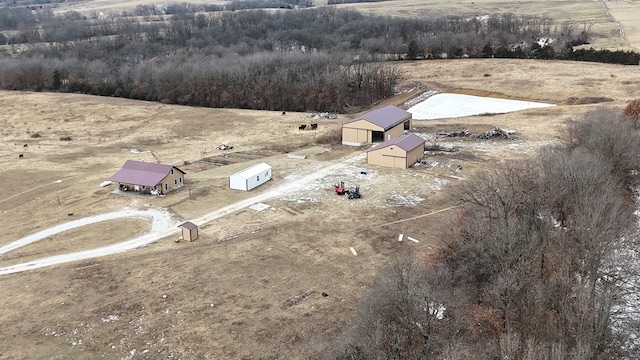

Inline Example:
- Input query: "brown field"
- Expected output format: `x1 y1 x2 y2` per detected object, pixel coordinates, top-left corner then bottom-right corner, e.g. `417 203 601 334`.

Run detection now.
1 0 640 358
1 58 639 359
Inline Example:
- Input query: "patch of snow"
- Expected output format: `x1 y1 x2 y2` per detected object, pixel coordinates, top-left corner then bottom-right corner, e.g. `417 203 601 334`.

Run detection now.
430 303 446 319
537 37 555 47
408 93 555 120
414 132 438 142
386 194 424 207
426 178 448 191
101 315 119 323
249 203 270 211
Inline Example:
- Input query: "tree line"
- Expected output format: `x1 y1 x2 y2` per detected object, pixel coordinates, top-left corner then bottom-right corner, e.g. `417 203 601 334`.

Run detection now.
325 107 640 359
567 48 640 66
0 6 617 112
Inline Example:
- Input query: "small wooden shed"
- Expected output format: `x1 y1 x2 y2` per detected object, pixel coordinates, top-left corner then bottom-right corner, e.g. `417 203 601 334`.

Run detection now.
229 162 272 191
178 221 198 242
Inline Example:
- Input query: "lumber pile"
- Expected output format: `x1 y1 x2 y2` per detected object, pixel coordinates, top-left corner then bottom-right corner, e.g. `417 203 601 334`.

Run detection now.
474 127 513 139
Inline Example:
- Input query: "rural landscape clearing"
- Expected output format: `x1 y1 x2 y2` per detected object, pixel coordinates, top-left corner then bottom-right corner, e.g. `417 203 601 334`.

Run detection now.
1 0 640 359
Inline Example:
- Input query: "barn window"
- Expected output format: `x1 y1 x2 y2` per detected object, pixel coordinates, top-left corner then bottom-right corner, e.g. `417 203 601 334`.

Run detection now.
257 175 260 181
179 177 182 183
165 184 168 190
171 169 174 174
174 179 177 185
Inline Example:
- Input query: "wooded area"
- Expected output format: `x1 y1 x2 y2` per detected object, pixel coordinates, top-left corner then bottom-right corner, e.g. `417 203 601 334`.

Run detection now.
327 107 640 359
2 5 634 112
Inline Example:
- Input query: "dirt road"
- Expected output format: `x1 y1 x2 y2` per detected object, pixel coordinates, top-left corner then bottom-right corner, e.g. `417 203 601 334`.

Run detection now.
0 153 363 275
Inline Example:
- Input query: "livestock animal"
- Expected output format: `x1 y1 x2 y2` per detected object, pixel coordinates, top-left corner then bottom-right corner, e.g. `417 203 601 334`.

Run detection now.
309 123 318 130
23 143 28 148
281 111 286 116
18 154 23 158
298 124 307 130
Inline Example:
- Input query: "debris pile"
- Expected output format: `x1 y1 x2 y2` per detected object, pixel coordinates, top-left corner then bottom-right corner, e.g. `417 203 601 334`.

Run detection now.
438 129 470 137
474 127 514 139
309 112 338 119
216 142 233 150
281 290 316 309
404 90 439 107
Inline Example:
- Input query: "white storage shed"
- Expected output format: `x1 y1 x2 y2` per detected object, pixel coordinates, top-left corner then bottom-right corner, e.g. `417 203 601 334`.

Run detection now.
229 162 272 191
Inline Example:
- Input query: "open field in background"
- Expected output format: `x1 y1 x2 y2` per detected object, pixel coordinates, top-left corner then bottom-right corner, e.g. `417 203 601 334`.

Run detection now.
48 0 640 51
606 0 640 50
1 55 639 358
336 0 639 51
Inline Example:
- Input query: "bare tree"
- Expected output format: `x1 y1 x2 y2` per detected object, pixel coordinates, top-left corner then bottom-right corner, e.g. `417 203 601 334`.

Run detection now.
564 108 640 180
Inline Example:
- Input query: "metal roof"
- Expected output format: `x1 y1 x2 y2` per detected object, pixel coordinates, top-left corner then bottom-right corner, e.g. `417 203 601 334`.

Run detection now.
368 133 425 152
345 105 411 130
230 162 271 180
108 160 185 187
179 221 198 230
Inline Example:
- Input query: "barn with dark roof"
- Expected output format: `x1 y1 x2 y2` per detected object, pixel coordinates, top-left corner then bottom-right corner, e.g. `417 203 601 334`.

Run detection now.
341 105 412 146
366 133 425 169
108 160 185 195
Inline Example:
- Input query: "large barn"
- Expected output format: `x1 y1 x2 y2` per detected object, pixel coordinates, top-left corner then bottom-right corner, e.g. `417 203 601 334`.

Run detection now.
366 133 425 169
108 160 186 195
342 105 412 146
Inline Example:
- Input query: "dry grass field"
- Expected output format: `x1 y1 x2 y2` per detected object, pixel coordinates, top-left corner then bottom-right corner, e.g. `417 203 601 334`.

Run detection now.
50 0 640 51
1 58 639 359
1 0 640 359
328 0 640 51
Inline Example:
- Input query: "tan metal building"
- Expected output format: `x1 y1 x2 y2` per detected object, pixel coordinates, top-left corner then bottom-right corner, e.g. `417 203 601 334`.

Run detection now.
342 105 412 146
367 133 426 169
178 221 199 242
108 160 186 195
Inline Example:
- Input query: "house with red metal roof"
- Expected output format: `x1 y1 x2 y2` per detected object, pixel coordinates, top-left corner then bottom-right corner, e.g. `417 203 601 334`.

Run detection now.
366 133 425 168
342 105 412 146
108 160 185 195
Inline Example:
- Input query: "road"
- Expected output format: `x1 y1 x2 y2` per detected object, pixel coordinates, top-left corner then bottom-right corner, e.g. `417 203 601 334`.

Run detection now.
0 154 363 275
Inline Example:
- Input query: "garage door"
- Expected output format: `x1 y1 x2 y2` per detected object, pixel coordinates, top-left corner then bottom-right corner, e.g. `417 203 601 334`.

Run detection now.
381 155 404 168
357 129 368 143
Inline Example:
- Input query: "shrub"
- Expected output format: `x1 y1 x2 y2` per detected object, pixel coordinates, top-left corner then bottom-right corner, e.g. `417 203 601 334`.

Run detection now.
623 98 640 123
565 108 640 180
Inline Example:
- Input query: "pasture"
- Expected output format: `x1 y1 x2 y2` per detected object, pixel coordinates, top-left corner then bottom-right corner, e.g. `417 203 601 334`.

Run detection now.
1 57 638 358
1 0 640 358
